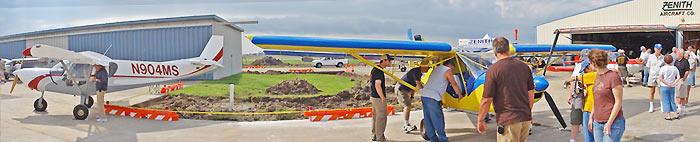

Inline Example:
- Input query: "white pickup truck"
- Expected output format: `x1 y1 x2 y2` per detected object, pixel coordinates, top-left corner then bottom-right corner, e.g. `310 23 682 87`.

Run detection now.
312 57 348 68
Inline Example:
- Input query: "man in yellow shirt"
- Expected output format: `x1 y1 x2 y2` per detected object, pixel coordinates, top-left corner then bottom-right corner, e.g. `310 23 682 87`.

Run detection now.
564 60 596 142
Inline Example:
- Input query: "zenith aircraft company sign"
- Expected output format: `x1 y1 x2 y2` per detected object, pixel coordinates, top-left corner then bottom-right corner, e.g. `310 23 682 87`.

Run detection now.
661 1 695 16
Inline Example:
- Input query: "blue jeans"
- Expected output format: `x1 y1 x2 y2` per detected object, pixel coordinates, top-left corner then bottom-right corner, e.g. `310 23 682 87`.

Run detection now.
660 86 677 113
642 67 649 85
421 96 447 142
688 70 695 86
593 118 625 142
582 111 595 142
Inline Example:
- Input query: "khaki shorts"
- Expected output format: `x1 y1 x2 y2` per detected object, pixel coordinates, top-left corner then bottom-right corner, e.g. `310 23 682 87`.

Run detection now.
498 120 532 142
676 80 688 98
647 78 658 86
394 83 413 107
618 66 628 77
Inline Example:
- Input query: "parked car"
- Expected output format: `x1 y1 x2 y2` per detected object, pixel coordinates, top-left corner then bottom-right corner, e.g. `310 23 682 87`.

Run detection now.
312 57 348 68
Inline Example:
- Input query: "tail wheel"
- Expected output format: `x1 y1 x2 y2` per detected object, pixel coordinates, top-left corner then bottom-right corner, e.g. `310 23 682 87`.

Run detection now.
420 118 429 140
33 98 48 112
336 62 343 68
84 96 94 108
315 63 322 68
73 105 89 120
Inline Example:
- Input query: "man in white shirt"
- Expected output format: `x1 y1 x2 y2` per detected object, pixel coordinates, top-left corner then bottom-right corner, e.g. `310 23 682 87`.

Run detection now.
647 44 666 113
640 46 650 86
688 47 697 88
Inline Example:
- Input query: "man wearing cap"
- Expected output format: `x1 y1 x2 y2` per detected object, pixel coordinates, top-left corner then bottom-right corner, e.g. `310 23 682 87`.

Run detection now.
564 60 597 142
393 60 430 133
421 58 462 142
370 54 392 142
616 49 631 87
646 44 666 113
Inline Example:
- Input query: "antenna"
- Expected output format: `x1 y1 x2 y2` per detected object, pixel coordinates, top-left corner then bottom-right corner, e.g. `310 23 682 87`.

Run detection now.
103 44 113 55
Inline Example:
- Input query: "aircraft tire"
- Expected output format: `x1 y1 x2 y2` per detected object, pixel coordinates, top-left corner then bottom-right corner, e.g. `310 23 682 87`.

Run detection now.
420 118 429 140
73 105 89 120
315 63 322 68
33 98 47 112
336 62 343 68
84 96 94 108
400 67 407 72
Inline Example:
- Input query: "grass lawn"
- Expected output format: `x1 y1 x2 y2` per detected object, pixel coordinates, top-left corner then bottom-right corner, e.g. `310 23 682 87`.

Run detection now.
169 73 357 98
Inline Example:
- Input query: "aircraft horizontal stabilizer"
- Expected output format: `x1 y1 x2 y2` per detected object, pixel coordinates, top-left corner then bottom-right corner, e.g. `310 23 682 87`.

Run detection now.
189 59 223 67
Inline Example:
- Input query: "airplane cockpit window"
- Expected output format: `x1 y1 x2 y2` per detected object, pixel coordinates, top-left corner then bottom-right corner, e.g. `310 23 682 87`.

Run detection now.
69 64 92 81
457 52 495 77
109 62 118 77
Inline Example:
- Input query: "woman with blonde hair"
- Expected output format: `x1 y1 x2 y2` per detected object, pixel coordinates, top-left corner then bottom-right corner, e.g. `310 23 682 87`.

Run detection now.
586 49 625 142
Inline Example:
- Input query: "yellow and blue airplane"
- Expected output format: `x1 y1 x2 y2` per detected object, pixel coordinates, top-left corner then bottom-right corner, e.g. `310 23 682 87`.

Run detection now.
246 35 615 139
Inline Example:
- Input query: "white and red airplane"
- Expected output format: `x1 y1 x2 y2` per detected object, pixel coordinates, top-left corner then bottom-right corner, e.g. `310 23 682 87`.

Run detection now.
9 35 224 120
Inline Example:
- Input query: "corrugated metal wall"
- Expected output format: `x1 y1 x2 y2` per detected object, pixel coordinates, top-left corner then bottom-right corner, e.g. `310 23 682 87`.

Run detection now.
0 40 26 59
68 26 213 79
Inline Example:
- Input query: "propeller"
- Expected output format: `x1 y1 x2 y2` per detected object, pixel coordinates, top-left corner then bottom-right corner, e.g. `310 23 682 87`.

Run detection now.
541 30 567 128
10 75 18 94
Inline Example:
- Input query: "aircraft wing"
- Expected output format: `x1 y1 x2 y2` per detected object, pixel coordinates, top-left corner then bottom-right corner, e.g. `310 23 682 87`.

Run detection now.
247 35 454 57
511 44 616 54
22 44 112 66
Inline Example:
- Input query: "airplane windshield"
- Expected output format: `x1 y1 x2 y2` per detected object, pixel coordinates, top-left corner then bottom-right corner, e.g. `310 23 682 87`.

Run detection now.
457 52 496 77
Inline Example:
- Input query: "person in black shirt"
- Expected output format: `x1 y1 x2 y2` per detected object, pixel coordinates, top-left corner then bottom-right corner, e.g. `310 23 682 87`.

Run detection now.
92 65 109 122
617 49 631 87
393 60 430 133
674 49 690 116
370 54 393 142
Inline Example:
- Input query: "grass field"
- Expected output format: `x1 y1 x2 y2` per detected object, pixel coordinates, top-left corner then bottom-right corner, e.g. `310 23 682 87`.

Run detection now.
169 73 357 98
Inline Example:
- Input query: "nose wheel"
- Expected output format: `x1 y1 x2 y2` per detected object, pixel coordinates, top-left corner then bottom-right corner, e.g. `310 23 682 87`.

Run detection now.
73 104 89 120
33 98 48 112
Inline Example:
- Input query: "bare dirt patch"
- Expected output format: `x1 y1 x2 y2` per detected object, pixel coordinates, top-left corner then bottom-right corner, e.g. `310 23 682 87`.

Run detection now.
249 56 289 66
265 79 321 95
132 72 421 121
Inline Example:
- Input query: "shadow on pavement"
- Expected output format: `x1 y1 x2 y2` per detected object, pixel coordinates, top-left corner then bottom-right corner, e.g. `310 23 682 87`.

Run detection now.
13 114 230 142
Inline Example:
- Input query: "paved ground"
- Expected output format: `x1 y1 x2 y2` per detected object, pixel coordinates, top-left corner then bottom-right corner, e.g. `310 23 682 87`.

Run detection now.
1 71 699 142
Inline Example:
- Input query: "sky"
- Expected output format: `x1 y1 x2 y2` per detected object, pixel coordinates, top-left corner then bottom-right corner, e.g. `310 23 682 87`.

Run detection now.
0 0 625 46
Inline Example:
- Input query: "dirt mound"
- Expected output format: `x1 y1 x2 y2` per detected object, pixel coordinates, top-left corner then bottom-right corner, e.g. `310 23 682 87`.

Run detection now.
265 79 321 95
249 56 288 66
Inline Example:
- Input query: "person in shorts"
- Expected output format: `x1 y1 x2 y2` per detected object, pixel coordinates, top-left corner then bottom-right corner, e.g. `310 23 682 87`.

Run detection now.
616 49 630 87
674 49 690 117
394 60 430 133
564 60 596 142
646 44 665 113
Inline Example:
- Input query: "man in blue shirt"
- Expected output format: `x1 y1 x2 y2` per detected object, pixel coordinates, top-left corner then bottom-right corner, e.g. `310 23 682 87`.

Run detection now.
92 65 109 123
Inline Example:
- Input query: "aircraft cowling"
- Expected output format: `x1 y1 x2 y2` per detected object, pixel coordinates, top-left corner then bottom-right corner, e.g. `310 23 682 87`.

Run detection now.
13 68 52 91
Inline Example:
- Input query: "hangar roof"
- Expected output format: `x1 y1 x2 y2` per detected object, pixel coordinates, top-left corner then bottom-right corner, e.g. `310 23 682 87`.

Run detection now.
0 15 243 40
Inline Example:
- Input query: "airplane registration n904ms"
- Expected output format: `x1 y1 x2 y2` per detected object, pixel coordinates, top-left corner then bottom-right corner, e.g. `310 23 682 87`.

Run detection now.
9 35 225 120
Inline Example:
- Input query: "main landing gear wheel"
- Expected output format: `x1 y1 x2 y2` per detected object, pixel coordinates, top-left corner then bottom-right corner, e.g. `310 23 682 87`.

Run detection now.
33 98 48 112
420 118 429 140
73 104 89 120
84 96 94 108
315 63 323 68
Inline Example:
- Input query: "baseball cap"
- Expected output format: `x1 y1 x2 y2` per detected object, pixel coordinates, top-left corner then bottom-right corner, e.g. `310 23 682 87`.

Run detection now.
617 49 625 53
640 46 645 51
418 60 430 67
579 59 590 73
655 44 662 49
380 54 394 61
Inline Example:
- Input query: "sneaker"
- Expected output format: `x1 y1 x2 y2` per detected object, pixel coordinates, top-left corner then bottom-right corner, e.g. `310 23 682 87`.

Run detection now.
648 106 654 113
403 124 417 133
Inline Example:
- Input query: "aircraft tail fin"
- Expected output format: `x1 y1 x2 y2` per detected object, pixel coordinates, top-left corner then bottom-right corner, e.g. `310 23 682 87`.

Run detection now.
199 35 225 61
